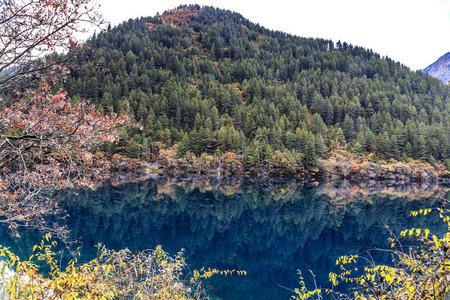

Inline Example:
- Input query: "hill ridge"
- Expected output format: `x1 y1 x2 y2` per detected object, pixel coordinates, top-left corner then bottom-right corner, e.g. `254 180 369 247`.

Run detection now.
65 5 449 174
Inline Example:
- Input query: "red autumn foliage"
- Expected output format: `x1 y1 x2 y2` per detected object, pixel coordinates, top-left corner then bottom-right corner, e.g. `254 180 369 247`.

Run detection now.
0 0 110 237
350 165 360 173
0 73 129 235
159 8 201 26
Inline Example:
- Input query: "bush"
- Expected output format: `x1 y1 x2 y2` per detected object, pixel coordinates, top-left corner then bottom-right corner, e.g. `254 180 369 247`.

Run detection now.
293 205 450 299
0 235 203 299
0 234 246 299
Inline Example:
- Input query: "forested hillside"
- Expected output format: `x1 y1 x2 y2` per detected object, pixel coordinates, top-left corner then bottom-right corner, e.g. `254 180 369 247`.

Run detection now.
65 5 449 171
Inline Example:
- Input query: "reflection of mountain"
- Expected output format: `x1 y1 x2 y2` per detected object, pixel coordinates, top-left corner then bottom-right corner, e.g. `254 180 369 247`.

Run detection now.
67 181 446 299
110 176 447 203
315 180 446 204
0 180 447 300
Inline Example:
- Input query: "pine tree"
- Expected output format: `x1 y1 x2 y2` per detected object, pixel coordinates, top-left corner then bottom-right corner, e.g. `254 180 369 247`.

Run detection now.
57 6 448 166
303 139 316 167
352 141 363 155
314 134 328 158
342 114 355 142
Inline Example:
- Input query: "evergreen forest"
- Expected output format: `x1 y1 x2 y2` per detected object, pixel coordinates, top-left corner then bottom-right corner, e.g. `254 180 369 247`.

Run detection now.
64 5 449 168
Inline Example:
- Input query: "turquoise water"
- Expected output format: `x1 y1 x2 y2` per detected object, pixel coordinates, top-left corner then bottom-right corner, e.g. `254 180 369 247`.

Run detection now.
1 179 447 299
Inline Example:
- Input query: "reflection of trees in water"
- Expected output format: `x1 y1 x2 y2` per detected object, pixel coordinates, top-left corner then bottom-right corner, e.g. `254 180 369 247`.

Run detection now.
64 180 446 299
0 180 447 300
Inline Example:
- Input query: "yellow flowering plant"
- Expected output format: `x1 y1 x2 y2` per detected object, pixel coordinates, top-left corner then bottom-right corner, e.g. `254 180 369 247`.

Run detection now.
293 199 450 300
0 234 245 299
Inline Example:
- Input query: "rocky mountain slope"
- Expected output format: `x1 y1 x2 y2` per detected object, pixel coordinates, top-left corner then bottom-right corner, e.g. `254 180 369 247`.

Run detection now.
423 52 450 83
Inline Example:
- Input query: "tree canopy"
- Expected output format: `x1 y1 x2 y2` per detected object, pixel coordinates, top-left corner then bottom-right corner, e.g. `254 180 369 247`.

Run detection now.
63 5 449 169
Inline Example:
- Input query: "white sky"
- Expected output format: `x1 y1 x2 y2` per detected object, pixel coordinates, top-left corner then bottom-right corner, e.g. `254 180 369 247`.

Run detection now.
96 0 450 70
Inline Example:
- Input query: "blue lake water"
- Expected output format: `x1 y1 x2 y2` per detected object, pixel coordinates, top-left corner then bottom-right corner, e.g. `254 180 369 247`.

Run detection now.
1 179 447 299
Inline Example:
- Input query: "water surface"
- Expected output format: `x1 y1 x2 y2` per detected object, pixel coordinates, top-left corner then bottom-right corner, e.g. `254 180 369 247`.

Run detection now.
1 179 447 299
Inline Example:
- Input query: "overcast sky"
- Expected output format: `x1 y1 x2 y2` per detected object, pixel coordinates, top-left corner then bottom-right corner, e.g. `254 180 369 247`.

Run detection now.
96 0 450 70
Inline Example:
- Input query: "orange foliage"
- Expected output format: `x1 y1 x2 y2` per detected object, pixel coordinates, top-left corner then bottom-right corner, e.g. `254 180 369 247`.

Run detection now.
220 152 243 175
233 83 246 101
240 24 250 32
350 165 360 173
159 8 202 26
0 74 129 234
146 22 157 31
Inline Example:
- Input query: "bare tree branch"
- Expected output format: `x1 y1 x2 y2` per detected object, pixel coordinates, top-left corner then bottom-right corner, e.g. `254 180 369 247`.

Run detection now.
0 0 103 87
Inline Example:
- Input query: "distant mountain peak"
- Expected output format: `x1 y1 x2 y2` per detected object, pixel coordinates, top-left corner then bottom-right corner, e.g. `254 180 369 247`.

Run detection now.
423 52 450 83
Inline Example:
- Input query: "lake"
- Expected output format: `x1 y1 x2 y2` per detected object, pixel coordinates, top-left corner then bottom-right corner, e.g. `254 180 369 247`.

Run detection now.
0 178 447 299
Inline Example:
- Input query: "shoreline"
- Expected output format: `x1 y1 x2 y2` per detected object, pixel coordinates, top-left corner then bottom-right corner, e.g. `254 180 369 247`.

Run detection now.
105 172 448 206
109 149 446 185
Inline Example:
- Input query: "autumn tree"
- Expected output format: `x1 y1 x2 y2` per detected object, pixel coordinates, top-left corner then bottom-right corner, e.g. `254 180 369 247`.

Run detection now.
0 0 102 87
0 0 128 236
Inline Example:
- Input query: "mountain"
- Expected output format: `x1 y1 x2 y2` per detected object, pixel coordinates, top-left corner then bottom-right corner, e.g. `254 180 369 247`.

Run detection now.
65 5 449 171
423 52 450 83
